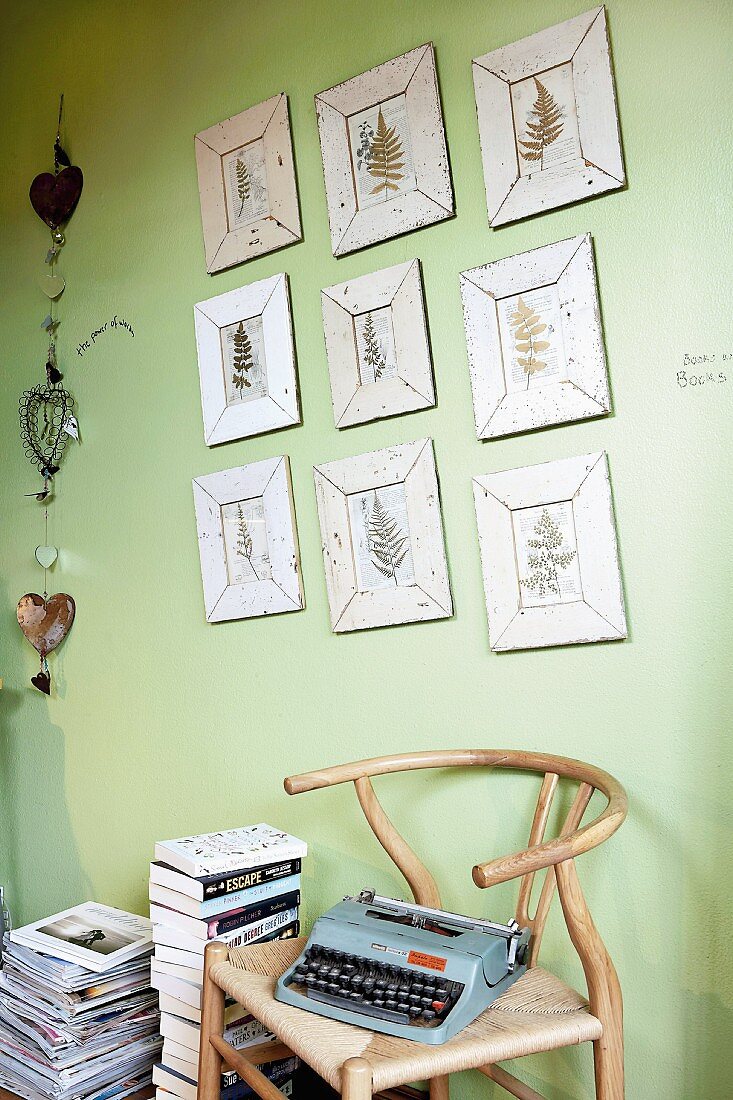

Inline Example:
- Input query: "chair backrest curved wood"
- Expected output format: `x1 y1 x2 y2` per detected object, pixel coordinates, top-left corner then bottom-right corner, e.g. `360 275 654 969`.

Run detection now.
284 749 627 967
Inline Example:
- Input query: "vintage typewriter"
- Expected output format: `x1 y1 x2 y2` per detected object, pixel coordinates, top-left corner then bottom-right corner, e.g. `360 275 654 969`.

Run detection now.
275 889 530 1045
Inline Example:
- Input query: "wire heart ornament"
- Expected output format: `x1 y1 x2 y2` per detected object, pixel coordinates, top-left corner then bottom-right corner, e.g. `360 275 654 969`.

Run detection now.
17 592 75 655
19 382 74 479
29 165 83 229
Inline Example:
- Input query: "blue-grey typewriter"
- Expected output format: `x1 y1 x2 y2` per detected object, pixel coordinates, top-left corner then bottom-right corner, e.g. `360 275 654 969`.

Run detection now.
275 888 530 1045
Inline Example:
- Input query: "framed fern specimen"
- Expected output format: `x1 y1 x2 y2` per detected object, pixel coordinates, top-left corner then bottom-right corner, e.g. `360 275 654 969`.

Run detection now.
472 6 624 227
194 273 300 446
313 438 452 632
192 456 304 622
315 44 454 257
195 93 301 273
460 234 610 439
321 259 435 428
473 451 626 651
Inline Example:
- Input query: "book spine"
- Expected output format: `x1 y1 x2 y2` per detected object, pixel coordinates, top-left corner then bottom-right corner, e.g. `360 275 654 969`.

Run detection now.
218 908 298 950
200 859 301 900
200 873 300 918
207 891 300 938
222 1058 298 1099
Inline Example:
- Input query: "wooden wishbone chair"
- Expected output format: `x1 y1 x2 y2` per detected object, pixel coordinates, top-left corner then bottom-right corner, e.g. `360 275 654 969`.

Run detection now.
198 750 627 1100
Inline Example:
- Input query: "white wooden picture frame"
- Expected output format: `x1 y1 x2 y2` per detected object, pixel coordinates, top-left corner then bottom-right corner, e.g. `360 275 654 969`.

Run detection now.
322 259 435 428
194 273 300 447
192 456 304 623
316 44 453 257
313 438 452 632
195 93 301 274
472 6 624 227
473 451 626 651
460 234 610 439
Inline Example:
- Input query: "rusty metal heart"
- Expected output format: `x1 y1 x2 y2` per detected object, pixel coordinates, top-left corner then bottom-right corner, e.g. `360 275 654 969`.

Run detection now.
17 593 75 656
29 166 83 228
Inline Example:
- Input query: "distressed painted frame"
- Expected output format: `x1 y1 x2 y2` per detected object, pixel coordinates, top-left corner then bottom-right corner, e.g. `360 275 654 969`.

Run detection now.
473 451 626 651
194 273 300 447
313 438 452 632
195 93 301 274
460 234 610 439
473 6 624 227
322 259 435 428
192 456 304 623
315 44 453 257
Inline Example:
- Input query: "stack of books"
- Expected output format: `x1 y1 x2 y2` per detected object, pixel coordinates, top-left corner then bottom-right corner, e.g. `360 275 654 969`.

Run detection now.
149 823 306 1100
0 902 160 1100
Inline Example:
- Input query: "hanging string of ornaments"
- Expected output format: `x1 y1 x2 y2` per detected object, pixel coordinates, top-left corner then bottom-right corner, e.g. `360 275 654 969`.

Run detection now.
16 97 82 694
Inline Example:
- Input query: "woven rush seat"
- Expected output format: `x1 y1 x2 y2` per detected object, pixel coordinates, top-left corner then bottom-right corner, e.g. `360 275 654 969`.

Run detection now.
213 938 602 1094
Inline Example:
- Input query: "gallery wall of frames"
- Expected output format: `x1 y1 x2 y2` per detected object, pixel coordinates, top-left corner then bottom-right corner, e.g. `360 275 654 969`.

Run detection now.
191 3 627 652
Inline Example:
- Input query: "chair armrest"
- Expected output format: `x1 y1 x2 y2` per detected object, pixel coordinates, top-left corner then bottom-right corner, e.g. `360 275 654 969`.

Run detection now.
472 796 626 888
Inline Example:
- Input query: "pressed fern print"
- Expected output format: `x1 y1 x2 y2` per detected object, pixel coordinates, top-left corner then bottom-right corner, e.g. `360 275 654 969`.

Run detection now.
368 108 405 195
231 321 253 393
510 296 550 385
235 157 251 217
235 502 253 562
519 77 564 170
367 492 410 583
361 311 386 380
521 508 576 597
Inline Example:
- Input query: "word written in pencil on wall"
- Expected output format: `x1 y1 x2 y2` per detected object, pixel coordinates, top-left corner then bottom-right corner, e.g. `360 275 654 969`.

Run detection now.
677 352 731 389
76 314 135 357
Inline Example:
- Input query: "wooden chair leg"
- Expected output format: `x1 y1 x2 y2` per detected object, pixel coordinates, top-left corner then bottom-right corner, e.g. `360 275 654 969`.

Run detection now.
342 1057 373 1098
198 942 229 1100
556 859 624 1100
429 1076 450 1100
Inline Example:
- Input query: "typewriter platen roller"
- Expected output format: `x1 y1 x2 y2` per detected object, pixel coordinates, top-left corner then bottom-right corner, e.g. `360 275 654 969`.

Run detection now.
275 888 531 1045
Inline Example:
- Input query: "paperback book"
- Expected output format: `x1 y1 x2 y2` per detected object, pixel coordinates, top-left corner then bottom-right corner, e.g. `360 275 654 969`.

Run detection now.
149 857 301 902
154 824 307 878
149 872 301 919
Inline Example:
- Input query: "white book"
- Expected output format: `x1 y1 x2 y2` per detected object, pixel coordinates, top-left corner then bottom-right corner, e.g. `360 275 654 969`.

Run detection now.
162 1038 198 1067
153 958 203 986
151 971 202 1009
159 1008 271 1055
150 857 301 902
9 903 153 973
153 1064 196 1100
159 990 201 1023
153 924 205 955
155 823 306 878
163 1054 200 1082
154 943 204 969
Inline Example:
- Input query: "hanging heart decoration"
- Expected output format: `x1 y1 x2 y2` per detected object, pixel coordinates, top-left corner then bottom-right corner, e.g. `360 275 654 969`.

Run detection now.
17 593 75 655
19 381 74 478
35 545 58 569
31 669 52 695
29 165 83 229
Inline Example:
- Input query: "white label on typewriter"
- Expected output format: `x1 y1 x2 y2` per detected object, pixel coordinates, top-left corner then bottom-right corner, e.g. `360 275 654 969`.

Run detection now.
371 943 409 958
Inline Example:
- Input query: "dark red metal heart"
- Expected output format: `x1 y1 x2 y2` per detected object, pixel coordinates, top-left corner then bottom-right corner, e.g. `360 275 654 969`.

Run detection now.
29 166 83 228
31 670 51 695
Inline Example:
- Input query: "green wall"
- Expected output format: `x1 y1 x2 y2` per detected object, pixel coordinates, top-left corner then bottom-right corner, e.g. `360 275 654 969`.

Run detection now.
1 1 731 1096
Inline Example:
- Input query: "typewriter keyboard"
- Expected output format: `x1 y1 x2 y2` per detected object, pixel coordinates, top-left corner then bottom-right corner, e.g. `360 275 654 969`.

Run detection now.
285 945 465 1029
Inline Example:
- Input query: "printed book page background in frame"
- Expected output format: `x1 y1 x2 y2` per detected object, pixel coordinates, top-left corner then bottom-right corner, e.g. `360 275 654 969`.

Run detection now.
221 498 272 585
220 316 268 406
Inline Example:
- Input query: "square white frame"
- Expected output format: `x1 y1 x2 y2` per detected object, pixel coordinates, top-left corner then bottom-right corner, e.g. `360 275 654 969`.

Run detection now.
322 259 435 428
473 451 626 651
473 6 624 227
316 44 454 257
192 456 304 623
194 273 300 447
460 234 610 439
195 93 301 274
313 438 452 632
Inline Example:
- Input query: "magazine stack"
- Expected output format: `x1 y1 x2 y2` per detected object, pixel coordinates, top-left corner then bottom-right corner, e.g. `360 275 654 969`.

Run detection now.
149 823 306 1100
0 903 161 1100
